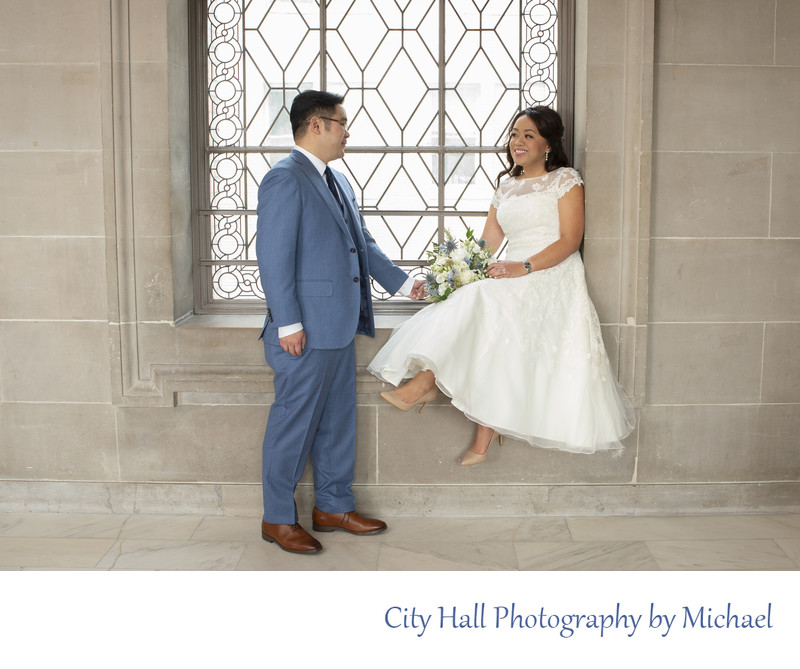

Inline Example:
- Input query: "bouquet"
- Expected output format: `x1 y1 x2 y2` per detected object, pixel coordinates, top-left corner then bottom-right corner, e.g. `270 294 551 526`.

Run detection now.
424 228 493 302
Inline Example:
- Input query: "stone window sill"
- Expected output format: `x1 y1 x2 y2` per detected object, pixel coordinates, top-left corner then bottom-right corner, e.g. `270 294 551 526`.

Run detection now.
177 313 409 330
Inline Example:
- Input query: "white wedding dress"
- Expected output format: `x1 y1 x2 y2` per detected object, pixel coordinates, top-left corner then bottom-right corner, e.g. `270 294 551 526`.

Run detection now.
368 167 635 454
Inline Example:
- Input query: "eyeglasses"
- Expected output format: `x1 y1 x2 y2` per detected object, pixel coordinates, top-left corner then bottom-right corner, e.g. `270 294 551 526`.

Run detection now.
313 115 349 131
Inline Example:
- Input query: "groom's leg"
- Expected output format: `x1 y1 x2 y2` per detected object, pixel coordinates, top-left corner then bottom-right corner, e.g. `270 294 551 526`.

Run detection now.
262 344 336 524
309 341 357 513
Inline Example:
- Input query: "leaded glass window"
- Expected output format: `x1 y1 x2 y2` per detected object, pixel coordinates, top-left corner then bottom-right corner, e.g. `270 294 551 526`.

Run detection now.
191 0 572 313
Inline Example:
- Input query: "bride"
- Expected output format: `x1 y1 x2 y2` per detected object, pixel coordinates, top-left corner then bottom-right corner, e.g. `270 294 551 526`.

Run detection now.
367 106 635 465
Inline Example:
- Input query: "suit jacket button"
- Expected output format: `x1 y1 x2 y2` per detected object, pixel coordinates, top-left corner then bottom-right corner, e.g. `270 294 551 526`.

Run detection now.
350 248 356 253
353 277 360 283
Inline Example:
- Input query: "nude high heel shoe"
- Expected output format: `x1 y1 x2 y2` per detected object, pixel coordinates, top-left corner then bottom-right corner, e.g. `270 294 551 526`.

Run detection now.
460 432 503 466
380 386 439 413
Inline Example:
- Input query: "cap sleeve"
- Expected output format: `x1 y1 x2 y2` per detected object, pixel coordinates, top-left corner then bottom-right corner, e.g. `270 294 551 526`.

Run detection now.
490 177 513 208
554 167 583 199
490 184 503 209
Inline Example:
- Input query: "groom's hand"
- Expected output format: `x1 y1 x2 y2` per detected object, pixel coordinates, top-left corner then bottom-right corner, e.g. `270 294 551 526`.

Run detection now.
279 329 306 357
409 279 426 300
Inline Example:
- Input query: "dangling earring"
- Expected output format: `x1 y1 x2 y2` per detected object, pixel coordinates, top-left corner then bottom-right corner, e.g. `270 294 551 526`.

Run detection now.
545 150 549 166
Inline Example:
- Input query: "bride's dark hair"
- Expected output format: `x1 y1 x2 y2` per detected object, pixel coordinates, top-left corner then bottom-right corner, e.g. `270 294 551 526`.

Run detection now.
495 106 570 186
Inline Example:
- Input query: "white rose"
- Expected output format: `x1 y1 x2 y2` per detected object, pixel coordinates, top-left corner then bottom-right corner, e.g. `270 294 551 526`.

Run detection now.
451 248 469 263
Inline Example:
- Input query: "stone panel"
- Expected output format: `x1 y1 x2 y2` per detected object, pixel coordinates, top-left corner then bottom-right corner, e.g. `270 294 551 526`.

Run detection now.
0 403 117 480
376 403 637 485
646 323 763 404
356 404 379 483
132 234 177 322
649 239 800 322
653 65 800 152
762 323 800 403
356 328 395 367
0 0 102 63
138 322 266 367
129 0 169 62
0 64 102 150
3 480 799 516
130 61 170 151
776 0 800 66
131 150 173 237
771 153 800 238
655 0 775 65
0 321 112 403
1 0 796 520
624 322 648 406
583 151 623 239
638 405 800 483
116 404 266 482
220 484 263 516
0 152 105 236
652 152 770 237
0 237 107 320
170 225 194 319
586 0 626 64
584 63 625 152
167 0 191 71
583 238 622 324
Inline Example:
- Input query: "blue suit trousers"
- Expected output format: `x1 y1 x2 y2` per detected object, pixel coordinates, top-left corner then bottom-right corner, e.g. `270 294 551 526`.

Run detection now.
261 341 357 524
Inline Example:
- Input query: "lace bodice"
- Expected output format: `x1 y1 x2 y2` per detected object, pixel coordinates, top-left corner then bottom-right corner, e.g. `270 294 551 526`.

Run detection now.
490 167 583 260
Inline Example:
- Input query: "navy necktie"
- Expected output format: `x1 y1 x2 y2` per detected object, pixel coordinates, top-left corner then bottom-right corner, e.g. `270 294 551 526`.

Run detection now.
326 168 370 333
324 166 344 210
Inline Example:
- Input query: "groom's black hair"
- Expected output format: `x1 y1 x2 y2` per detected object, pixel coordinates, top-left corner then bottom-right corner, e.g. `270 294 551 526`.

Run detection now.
290 90 345 138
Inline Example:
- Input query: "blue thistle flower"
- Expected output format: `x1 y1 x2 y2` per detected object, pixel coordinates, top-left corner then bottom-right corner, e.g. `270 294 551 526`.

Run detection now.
441 238 457 254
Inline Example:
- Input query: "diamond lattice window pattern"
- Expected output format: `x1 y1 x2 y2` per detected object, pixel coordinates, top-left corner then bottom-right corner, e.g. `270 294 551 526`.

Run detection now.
198 0 562 305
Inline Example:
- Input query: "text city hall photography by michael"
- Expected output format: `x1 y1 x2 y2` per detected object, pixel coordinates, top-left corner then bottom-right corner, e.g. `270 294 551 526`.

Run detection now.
1 0 799 665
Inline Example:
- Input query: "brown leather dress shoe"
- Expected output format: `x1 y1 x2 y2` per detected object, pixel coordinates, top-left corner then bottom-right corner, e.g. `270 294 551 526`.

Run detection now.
261 521 323 554
312 507 388 535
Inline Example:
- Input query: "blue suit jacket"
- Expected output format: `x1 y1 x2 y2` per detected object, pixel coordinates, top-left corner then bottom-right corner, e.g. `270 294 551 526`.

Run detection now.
256 150 408 349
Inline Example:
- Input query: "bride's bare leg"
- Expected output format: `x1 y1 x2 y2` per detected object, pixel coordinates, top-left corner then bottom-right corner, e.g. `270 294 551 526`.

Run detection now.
468 424 496 455
394 369 436 403
460 422 502 466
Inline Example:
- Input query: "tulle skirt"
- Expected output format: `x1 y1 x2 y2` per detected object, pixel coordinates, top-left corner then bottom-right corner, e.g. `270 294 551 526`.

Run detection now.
368 254 635 454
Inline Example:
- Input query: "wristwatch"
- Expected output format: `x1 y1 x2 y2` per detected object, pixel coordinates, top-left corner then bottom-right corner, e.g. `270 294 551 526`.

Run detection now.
522 259 532 274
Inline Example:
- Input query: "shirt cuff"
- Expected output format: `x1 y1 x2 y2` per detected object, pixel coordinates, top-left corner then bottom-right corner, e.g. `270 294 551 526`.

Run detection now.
398 275 415 296
278 322 303 338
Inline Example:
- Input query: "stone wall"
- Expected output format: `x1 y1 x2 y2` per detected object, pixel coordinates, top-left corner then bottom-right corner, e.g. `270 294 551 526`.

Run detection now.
1 0 797 516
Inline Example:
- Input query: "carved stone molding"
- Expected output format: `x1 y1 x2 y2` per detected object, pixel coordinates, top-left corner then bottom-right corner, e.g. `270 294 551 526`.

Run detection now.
104 0 246 405
575 0 654 407
104 0 654 408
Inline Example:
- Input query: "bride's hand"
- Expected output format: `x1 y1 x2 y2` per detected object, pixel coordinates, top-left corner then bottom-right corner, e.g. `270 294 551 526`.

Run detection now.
487 260 525 279
409 279 427 300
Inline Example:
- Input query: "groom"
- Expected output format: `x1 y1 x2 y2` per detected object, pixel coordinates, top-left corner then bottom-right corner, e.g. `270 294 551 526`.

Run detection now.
256 90 424 554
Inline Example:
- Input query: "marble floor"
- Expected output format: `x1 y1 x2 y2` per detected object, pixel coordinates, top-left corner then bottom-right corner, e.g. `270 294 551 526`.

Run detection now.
1 511 799 570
